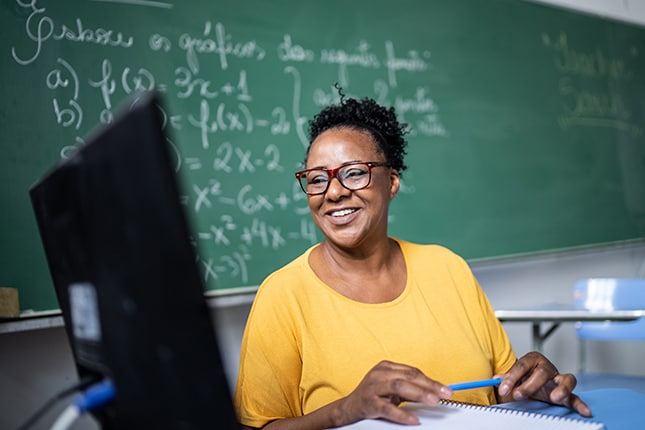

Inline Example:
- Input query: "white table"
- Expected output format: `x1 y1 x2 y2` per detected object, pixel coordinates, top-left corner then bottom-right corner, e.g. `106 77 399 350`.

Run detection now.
494 306 644 352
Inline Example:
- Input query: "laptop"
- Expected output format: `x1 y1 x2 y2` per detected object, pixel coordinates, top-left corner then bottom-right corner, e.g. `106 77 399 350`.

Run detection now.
29 92 240 429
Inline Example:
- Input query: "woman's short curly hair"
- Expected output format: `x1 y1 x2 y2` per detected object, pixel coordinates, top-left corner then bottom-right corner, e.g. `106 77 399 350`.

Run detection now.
305 92 408 175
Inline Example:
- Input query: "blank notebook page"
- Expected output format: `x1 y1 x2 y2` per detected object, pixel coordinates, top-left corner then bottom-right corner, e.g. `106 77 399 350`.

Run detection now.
342 401 605 429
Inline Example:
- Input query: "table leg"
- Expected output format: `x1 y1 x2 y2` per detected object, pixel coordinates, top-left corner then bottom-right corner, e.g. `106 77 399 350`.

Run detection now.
531 322 561 353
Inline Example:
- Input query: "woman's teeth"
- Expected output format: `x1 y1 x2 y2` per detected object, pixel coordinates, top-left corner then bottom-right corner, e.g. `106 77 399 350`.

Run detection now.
332 209 356 217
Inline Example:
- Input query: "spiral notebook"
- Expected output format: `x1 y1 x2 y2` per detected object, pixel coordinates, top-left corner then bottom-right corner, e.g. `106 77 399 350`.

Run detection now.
342 400 605 429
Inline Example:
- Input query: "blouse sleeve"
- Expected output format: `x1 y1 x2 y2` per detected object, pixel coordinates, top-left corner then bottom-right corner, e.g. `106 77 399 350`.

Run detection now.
234 274 305 428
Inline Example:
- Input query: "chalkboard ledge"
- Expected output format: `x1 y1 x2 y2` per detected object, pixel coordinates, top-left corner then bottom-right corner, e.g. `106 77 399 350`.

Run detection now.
469 238 645 267
0 287 260 335
0 309 64 334
205 286 258 308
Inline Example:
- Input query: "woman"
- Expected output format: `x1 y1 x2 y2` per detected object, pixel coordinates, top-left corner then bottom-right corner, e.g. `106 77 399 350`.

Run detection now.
234 94 591 429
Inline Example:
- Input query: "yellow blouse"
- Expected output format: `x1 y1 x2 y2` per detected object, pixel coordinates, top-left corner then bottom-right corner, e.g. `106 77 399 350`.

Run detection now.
234 239 516 428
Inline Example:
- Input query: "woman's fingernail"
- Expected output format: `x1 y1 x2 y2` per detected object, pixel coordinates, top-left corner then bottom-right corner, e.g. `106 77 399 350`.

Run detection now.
499 383 509 396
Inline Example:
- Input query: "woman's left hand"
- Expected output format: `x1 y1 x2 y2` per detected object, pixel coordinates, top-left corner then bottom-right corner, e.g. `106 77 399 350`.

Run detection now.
496 351 592 417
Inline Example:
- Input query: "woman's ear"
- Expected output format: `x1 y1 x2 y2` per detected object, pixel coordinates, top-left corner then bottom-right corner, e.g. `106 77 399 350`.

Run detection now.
389 170 400 200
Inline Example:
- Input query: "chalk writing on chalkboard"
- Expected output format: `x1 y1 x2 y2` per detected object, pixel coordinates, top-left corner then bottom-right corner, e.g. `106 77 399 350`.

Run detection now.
10 0 447 290
4 0 644 312
542 31 641 136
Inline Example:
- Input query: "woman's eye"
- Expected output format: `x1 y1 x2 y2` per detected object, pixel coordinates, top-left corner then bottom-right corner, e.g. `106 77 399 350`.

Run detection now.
308 174 328 184
343 168 367 178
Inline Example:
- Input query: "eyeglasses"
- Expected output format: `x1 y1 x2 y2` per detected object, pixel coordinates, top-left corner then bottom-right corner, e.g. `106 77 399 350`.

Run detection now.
294 161 390 195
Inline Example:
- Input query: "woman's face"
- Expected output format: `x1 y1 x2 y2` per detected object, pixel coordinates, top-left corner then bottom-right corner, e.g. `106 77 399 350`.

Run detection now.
305 127 400 250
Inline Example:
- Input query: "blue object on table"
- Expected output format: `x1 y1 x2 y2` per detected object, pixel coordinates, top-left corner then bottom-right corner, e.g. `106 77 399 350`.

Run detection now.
494 388 645 430
448 377 503 391
576 373 645 395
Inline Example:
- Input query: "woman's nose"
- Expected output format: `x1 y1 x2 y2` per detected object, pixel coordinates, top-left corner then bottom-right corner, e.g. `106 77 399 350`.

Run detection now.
325 176 350 200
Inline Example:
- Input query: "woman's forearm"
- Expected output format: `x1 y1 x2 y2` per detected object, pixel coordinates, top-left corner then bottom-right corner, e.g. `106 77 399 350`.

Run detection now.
262 398 346 430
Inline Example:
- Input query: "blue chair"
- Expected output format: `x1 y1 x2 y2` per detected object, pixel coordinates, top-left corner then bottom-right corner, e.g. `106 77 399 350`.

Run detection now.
573 278 645 392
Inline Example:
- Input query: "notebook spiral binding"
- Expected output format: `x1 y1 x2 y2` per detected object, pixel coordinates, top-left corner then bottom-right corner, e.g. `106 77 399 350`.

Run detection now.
438 399 605 428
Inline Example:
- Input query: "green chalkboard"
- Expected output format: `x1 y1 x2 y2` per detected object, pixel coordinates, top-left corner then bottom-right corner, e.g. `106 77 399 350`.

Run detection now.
2 0 644 312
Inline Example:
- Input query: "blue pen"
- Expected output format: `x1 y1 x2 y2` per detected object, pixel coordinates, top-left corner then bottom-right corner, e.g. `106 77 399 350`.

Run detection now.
447 377 503 391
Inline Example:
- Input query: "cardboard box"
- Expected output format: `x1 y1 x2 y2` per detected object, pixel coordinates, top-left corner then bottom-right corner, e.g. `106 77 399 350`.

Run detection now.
0 287 19 318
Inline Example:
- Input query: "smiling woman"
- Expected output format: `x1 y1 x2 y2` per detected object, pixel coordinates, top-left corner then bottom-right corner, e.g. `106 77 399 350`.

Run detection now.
233 91 592 430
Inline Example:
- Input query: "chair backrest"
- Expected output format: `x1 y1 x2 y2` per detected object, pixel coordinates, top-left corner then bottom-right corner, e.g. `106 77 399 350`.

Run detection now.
573 278 645 341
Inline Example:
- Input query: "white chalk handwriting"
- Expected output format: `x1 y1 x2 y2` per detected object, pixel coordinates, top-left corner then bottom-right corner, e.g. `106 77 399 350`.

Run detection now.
12 0 133 66
9 0 448 288
543 31 641 136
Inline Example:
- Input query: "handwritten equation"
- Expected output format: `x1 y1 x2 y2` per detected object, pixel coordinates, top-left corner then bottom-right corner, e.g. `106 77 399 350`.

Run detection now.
9 0 447 289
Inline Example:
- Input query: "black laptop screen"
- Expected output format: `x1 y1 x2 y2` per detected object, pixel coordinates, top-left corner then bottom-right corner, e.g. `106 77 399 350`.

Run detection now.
29 92 239 429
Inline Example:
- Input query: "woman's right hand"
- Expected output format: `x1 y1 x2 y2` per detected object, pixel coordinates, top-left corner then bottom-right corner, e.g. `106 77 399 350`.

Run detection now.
262 360 452 429
333 360 453 426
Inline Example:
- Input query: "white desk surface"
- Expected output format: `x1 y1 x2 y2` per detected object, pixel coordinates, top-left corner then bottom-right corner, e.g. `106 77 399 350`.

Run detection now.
494 304 644 352
495 307 644 322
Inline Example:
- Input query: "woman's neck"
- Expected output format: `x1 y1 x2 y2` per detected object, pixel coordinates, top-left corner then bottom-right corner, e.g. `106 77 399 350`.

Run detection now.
310 238 407 303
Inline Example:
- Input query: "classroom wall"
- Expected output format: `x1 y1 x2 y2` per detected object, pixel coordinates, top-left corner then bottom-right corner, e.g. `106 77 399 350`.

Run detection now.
1 1 645 429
